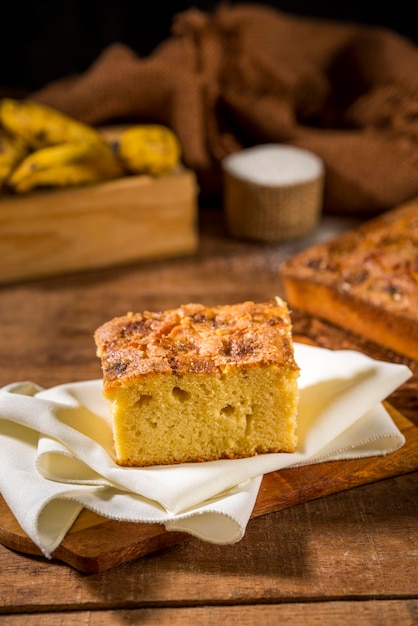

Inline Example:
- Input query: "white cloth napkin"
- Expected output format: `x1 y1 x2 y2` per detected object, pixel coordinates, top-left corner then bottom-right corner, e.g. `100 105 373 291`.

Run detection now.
0 344 412 559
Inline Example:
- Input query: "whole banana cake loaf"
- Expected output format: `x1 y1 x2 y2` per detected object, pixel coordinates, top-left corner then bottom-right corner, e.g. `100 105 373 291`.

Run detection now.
94 298 300 467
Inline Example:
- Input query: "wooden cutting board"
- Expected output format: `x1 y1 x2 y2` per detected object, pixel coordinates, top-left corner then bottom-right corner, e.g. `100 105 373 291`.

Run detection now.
0 402 417 574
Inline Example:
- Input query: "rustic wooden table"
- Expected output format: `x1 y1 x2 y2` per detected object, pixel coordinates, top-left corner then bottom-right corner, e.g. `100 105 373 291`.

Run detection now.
0 206 417 625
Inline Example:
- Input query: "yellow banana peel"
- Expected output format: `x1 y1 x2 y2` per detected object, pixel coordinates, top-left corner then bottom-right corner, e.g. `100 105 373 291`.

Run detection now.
115 125 181 176
9 142 124 193
0 98 183 194
0 98 102 150
9 160 121 194
0 131 29 186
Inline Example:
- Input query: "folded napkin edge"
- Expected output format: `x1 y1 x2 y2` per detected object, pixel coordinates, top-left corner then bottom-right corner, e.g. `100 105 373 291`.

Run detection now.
290 431 406 468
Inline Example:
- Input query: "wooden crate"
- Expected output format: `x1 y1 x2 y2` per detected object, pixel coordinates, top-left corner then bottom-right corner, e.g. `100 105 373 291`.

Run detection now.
0 168 199 283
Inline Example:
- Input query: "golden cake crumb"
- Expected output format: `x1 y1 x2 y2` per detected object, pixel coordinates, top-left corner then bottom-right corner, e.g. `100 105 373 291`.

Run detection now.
94 298 300 466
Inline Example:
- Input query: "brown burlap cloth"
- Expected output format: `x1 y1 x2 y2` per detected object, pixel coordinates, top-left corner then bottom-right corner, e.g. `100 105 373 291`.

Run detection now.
30 3 418 216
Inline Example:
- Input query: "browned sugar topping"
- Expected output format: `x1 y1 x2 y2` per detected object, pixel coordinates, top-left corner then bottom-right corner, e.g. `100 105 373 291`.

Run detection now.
94 300 298 388
281 203 418 317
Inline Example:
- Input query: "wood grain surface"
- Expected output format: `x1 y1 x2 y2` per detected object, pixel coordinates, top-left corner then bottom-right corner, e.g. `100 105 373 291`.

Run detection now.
0 208 417 624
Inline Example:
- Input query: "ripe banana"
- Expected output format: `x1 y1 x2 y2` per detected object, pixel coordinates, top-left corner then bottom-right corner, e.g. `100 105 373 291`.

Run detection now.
0 100 182 194
9 162 119 194
0 131 29 187
0 98 102 150
113 125 181 176
9 141 124 193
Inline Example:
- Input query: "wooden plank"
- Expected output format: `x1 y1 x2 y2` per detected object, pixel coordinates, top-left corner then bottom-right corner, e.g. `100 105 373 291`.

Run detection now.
0 205 416 619
0 169 198 284
0 403 416 574
0 600 417 625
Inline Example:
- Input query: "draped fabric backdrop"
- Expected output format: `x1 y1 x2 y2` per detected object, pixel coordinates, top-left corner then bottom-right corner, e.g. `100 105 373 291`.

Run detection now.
2 2 418 215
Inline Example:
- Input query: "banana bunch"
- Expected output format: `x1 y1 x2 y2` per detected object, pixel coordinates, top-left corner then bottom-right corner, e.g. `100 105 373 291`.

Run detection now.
0 98 182 194
0 98 124 193
0 98 101 150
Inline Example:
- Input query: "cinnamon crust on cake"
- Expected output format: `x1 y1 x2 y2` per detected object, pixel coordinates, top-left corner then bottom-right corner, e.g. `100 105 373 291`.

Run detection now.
280 199 418 360
94 298 300 467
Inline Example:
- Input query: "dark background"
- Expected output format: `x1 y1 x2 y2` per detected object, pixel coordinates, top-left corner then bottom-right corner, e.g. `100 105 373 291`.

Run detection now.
0 1 416 95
